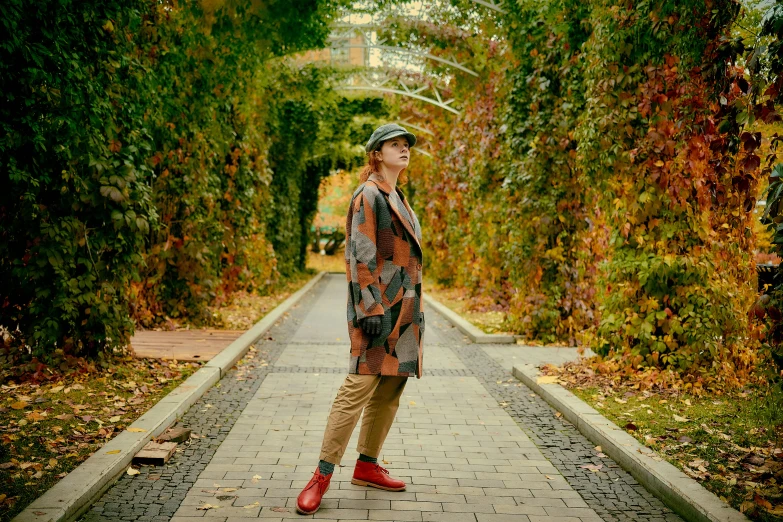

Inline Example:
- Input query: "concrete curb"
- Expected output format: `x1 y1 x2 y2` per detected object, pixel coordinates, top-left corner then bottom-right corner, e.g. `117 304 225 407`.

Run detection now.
512 364 749 522
423 293 515 344
13 271 326 522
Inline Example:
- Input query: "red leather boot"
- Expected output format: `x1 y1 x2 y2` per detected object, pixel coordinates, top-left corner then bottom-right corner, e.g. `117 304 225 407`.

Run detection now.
296 468 332 515
351 460 406 491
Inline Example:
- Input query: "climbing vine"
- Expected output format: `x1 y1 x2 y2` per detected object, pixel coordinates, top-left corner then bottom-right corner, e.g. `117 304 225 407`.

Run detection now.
0 0 355 361
379 0 765 383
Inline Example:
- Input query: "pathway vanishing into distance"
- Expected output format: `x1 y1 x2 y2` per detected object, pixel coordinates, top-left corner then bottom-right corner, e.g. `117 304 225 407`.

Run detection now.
83 274 683 522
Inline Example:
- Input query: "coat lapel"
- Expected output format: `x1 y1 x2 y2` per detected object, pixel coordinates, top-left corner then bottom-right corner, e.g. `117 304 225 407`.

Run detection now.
368 174 422 254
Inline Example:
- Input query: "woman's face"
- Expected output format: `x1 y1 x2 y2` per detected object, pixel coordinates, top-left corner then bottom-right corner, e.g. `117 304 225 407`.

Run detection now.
378 137 410 171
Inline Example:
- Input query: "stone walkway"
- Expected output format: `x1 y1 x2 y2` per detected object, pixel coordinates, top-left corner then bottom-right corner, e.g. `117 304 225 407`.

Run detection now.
83 274 682 522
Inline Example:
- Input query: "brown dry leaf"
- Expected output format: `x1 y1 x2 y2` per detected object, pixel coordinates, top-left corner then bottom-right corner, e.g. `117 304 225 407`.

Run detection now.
48 459 57 468
251 474 262 483
27 411 46 422
614 397 627 404
127 427 146 433
580 464 603 472
10 401 28 410
243 502 260 509
271 507 289 512
126 467 140 476
197 503 218 511
537 375 559 384
222 487 237 492
55 413 74 421
754 493 772 510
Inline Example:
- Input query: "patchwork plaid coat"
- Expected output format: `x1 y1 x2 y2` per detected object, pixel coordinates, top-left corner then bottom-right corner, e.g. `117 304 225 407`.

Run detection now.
345 172 424 378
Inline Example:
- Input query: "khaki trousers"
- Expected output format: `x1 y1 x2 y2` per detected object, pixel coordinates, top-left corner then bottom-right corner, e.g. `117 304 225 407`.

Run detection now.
319 374 407 464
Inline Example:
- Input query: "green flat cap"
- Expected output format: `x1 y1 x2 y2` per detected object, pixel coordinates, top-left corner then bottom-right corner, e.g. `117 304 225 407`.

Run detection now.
365 123 417 153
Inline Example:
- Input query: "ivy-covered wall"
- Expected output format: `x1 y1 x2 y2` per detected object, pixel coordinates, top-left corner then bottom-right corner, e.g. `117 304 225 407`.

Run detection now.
0 0 358 360
396 0 762 383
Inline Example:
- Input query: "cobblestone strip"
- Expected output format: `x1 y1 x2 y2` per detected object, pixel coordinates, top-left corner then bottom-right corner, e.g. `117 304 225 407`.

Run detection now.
452 343 684 522
79 280 330 522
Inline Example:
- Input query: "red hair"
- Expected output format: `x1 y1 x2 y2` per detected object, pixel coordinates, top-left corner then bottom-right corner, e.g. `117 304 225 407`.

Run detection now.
359 145 408 184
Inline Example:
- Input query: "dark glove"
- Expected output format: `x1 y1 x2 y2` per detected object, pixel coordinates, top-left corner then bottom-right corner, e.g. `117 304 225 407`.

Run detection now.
361 316 382 335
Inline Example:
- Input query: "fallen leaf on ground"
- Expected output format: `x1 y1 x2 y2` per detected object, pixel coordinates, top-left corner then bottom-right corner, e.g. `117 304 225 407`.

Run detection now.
580 464 603 472
222 487 237 492
197 504 218 510
126 467 140 476
251 474 262 483
624 422 638 431
10 401 28 410
271 507 289 512
243 502 260 508
127 427 146 433
673 415 689 422
537 375 559 384
754 493 772 510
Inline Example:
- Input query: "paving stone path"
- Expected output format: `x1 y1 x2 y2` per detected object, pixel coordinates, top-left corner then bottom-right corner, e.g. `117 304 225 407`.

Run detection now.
83 274 683 522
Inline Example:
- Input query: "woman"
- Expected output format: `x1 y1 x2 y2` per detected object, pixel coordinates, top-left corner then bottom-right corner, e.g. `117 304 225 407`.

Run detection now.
296 123 425 515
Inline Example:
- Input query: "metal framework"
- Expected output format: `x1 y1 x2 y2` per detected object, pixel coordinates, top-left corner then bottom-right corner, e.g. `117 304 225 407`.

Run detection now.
339 73 460 114
340 42 478 76
330 25 478 77
469 0 505 13
330 0 505 115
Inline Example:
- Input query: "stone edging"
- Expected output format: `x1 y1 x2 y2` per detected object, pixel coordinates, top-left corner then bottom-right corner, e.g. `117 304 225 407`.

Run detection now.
512 363 749 522
13 271 327 522
423 293 515 344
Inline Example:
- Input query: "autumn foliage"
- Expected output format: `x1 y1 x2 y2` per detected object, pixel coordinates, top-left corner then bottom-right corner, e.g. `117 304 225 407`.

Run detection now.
393 0 778 385
0 0 372 361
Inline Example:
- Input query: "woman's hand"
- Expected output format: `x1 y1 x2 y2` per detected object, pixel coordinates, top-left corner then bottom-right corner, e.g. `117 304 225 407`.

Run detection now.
361 316 382 335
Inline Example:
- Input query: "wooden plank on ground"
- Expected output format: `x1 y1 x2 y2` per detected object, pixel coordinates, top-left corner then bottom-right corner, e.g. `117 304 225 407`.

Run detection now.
132 441 177 466
131 329 245 361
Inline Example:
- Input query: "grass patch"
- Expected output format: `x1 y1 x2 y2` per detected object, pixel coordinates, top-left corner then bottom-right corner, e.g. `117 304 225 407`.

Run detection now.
208 270 317 330
306 248 345 274
0 358 199 521
423 277 513 335
567 380 783 520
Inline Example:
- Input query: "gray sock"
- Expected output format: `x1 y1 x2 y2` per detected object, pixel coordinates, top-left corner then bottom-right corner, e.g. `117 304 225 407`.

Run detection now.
358 453 377 464
318 460 334 476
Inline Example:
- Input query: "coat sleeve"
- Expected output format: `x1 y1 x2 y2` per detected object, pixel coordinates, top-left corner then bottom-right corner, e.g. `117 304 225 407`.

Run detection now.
346 185 385 321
